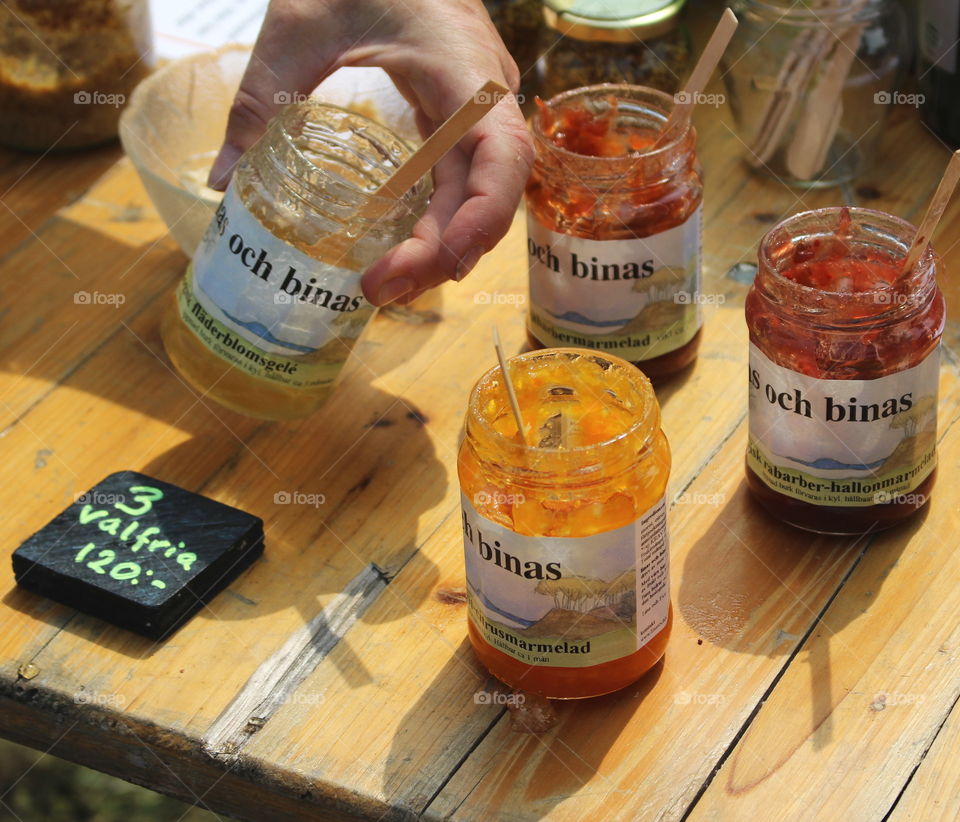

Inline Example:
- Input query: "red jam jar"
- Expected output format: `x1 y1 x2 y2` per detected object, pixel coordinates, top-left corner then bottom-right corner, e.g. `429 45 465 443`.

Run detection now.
525 84 704 382
745 207 945 534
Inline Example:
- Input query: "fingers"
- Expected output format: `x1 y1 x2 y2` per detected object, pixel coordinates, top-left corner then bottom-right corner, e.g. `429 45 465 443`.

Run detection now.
361 96 533 304
207 3 344 189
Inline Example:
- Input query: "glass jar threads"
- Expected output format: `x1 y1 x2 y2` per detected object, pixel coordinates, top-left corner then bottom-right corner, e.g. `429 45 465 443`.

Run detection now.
0 0 153 151
525 84 704 382
722 0 908 187
161 101 429 420
540 0 690 99
746 208 945 534
459 349 672 699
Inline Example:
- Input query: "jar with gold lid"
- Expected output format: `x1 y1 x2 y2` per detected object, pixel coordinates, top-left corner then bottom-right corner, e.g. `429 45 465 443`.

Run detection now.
540 0 691 99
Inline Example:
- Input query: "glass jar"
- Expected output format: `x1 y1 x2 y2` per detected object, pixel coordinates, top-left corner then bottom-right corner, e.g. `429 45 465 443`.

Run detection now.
745 207 944 534
722 0 908 187
0 0 153 151
540 0 690 99
482 0 543 101
525 84 704 383
917 0 960 148
458 348 672 699
161 101 428 420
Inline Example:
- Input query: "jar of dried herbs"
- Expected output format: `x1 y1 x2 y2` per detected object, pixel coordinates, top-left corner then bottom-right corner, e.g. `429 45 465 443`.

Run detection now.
0 0 153 152
540 0 691 100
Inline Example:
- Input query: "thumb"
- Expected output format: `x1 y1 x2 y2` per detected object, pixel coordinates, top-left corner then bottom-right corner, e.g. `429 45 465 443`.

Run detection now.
207 9 342 189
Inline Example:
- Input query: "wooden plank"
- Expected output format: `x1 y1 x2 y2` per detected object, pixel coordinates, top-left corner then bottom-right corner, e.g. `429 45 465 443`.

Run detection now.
888 700 960 822
685 375 960 821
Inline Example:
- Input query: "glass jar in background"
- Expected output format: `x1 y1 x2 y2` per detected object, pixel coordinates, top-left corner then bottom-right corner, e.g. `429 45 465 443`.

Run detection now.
540 0 690 99
745 207 944 534
458 348 672 699
917 0 960 148
161 102 429 420
482 0 543 102
0 0 153 151
525 84 704 382
722 0 908 187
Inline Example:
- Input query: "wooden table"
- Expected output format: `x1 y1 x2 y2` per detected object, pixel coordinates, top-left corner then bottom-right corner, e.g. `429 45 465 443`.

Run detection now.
2 55 960 822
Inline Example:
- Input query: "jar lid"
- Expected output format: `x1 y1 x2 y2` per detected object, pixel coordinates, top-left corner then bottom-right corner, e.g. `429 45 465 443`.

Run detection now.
543 0 685 43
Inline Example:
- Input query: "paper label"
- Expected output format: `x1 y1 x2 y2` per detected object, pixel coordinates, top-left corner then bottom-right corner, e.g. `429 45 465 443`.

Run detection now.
178 184 374 389
747 343 939 507
526 206 702 361
462 495 669 668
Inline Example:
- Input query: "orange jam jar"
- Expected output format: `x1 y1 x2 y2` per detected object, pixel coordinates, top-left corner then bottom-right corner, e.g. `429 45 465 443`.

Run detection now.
458 348 672 699
525 84 704 382
746 208 945 534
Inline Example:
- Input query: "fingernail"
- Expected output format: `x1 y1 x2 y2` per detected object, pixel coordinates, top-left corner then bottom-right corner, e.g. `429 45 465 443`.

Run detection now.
455 246 486 282
207 145 242 190
376 277 415 305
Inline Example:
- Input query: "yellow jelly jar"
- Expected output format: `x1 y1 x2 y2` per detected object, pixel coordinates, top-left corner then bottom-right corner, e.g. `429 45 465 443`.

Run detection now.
162 101 428 419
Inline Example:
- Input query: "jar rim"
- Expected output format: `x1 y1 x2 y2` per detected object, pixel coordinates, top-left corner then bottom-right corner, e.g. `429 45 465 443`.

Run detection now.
266 100 428 223
756 206 936 321
533 83 692 169
466 348 659 464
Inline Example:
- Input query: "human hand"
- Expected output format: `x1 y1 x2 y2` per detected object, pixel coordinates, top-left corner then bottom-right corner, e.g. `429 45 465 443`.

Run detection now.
208 0 534 305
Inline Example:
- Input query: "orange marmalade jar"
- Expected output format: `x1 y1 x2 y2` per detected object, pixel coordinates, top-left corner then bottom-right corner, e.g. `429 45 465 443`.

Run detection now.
526 84 703 382
458 348 672 699
746 208 945 534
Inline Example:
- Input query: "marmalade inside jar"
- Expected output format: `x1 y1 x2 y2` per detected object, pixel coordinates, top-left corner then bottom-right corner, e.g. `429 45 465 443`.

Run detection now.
459 350 671 698
745 208 944 534
525 90 703 381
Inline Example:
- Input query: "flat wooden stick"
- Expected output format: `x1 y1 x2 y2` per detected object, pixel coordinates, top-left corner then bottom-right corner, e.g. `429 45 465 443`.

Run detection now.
492 327 529 446
654 8 738 147
901 149 960 276
356 79 509 220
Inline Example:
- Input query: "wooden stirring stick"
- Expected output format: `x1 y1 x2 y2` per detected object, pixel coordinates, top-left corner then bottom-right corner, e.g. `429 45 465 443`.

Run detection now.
493 327 529 446
654 8 738 148
355 79 509 221
900 149 960 277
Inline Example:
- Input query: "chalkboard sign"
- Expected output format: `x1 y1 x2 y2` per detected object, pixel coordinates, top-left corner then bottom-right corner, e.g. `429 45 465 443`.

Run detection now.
12 471 264 639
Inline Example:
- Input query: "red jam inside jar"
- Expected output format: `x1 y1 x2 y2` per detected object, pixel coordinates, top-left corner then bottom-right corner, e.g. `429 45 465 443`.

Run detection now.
745 207 945 534
525 85 704 383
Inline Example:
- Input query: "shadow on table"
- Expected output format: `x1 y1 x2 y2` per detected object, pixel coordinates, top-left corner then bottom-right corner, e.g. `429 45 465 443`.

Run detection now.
678 477 923 753
3 245 449 683
383 641 665 819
